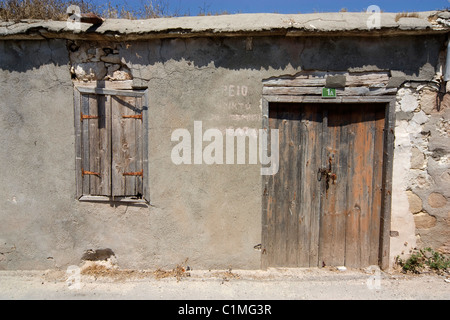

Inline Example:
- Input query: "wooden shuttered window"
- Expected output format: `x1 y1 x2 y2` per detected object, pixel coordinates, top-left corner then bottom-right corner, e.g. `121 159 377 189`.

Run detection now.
74 86 149 203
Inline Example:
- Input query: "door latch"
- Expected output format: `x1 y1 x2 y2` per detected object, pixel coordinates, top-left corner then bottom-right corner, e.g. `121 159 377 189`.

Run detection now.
318 157 337 192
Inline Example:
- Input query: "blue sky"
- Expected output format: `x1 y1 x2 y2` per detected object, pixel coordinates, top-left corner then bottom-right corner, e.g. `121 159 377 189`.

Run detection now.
95 0 449 16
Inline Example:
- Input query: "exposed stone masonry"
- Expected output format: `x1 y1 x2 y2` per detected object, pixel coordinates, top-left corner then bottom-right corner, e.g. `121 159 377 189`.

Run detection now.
68 41 132 82
395 81 450 256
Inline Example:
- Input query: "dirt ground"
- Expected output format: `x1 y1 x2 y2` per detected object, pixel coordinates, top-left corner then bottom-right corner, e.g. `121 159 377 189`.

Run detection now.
0 267 449 300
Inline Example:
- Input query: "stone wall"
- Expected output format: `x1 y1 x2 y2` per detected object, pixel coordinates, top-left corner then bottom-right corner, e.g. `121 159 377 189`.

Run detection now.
392 82 450 261
68 41 132 81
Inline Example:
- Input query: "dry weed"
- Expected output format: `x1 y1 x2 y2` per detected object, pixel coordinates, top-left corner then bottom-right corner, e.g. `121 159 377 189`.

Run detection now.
154 258 190 282
212 267 240 283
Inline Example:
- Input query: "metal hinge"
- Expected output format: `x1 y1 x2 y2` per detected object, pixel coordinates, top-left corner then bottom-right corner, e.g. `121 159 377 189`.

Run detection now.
82 169 100 177
123 170 143 177
122 113 142 120
81 112 100 121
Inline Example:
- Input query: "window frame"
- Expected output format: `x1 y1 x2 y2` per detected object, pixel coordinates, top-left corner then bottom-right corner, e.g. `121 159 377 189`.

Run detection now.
74 82 149 204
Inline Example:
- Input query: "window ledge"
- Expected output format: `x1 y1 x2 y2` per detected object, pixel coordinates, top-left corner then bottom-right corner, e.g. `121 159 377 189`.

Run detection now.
79 196 148 204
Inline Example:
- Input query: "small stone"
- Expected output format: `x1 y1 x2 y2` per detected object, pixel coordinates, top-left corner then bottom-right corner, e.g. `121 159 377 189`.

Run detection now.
326 75 346 88
73 62 107 81
410 147 425 169
428 193 447 208
411 111 429 125
438 94 450 112
400 93 419 112
109 70 132 81
420 89 437 115
95 48 105 59
336 266 347 272
407 191 423 214
414 175 431 189
106 64 121 76
387 76 406 88
414 211 437 229
390 231 400 237
101 54 121 64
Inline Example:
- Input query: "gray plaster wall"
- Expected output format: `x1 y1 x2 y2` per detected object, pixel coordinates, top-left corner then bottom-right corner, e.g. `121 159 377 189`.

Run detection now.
0 40 75 269
0 34 447 270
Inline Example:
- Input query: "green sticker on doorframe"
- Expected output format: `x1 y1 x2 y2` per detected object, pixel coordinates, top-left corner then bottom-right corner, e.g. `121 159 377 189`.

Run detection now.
322 88 337 98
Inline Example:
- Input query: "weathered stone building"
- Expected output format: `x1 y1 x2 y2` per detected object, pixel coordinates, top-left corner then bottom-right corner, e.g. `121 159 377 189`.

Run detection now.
0 11 449 271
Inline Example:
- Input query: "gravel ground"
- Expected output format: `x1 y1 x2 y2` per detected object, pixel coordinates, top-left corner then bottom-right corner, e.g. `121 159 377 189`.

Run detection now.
0 267 449 300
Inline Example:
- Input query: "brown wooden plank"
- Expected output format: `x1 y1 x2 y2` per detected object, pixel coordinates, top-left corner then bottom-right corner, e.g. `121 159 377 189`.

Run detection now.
77 87 146 97
296 105 322 267
275 111 290 267
369 107 385 265
264 99 276 267
265 174 275 267
320 104 348 267
88 94 100 195
142 90 150 203
296 106 310 267
81 94 90 195
346 72 390 87
263 72 390 88
85 95 112 196
268 106 280 266
332 108 349 267
345 108 367 268
380 100 395 270
307 106 323 267
75 80 134 90
263 86 397 96
268 104 292 267
98 95 111 196
317 107 329 268
111 96 126 197
135 96 143 197
112 95 139 197
124 97 137 196
285 108 299 267
74 89 83 199
359 106 376 268
263 95 396 105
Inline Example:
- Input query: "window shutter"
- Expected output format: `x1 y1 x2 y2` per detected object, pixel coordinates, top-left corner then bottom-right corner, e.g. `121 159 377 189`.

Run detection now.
75 86 149 203
111 95 144 198
81 94 112 196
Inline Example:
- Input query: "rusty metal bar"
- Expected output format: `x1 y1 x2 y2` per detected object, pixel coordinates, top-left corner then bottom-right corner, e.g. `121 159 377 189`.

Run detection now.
82 169 100 177
123 170 143 177
122 114 143 120
81 112 100 121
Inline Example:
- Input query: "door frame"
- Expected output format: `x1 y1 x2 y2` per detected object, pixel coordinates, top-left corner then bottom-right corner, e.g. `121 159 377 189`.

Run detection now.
261 94 396 270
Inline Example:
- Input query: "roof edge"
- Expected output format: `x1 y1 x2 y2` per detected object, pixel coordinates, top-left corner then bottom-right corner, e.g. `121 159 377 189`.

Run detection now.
1 11 449 41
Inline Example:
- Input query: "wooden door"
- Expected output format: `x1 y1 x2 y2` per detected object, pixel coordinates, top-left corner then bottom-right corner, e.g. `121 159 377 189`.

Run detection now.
263 103 385 268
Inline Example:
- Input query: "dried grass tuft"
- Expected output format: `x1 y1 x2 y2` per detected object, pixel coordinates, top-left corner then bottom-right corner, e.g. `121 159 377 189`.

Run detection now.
154 258 190 282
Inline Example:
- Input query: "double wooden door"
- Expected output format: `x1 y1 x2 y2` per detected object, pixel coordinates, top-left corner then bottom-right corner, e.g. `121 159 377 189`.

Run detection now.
263 103 386 268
